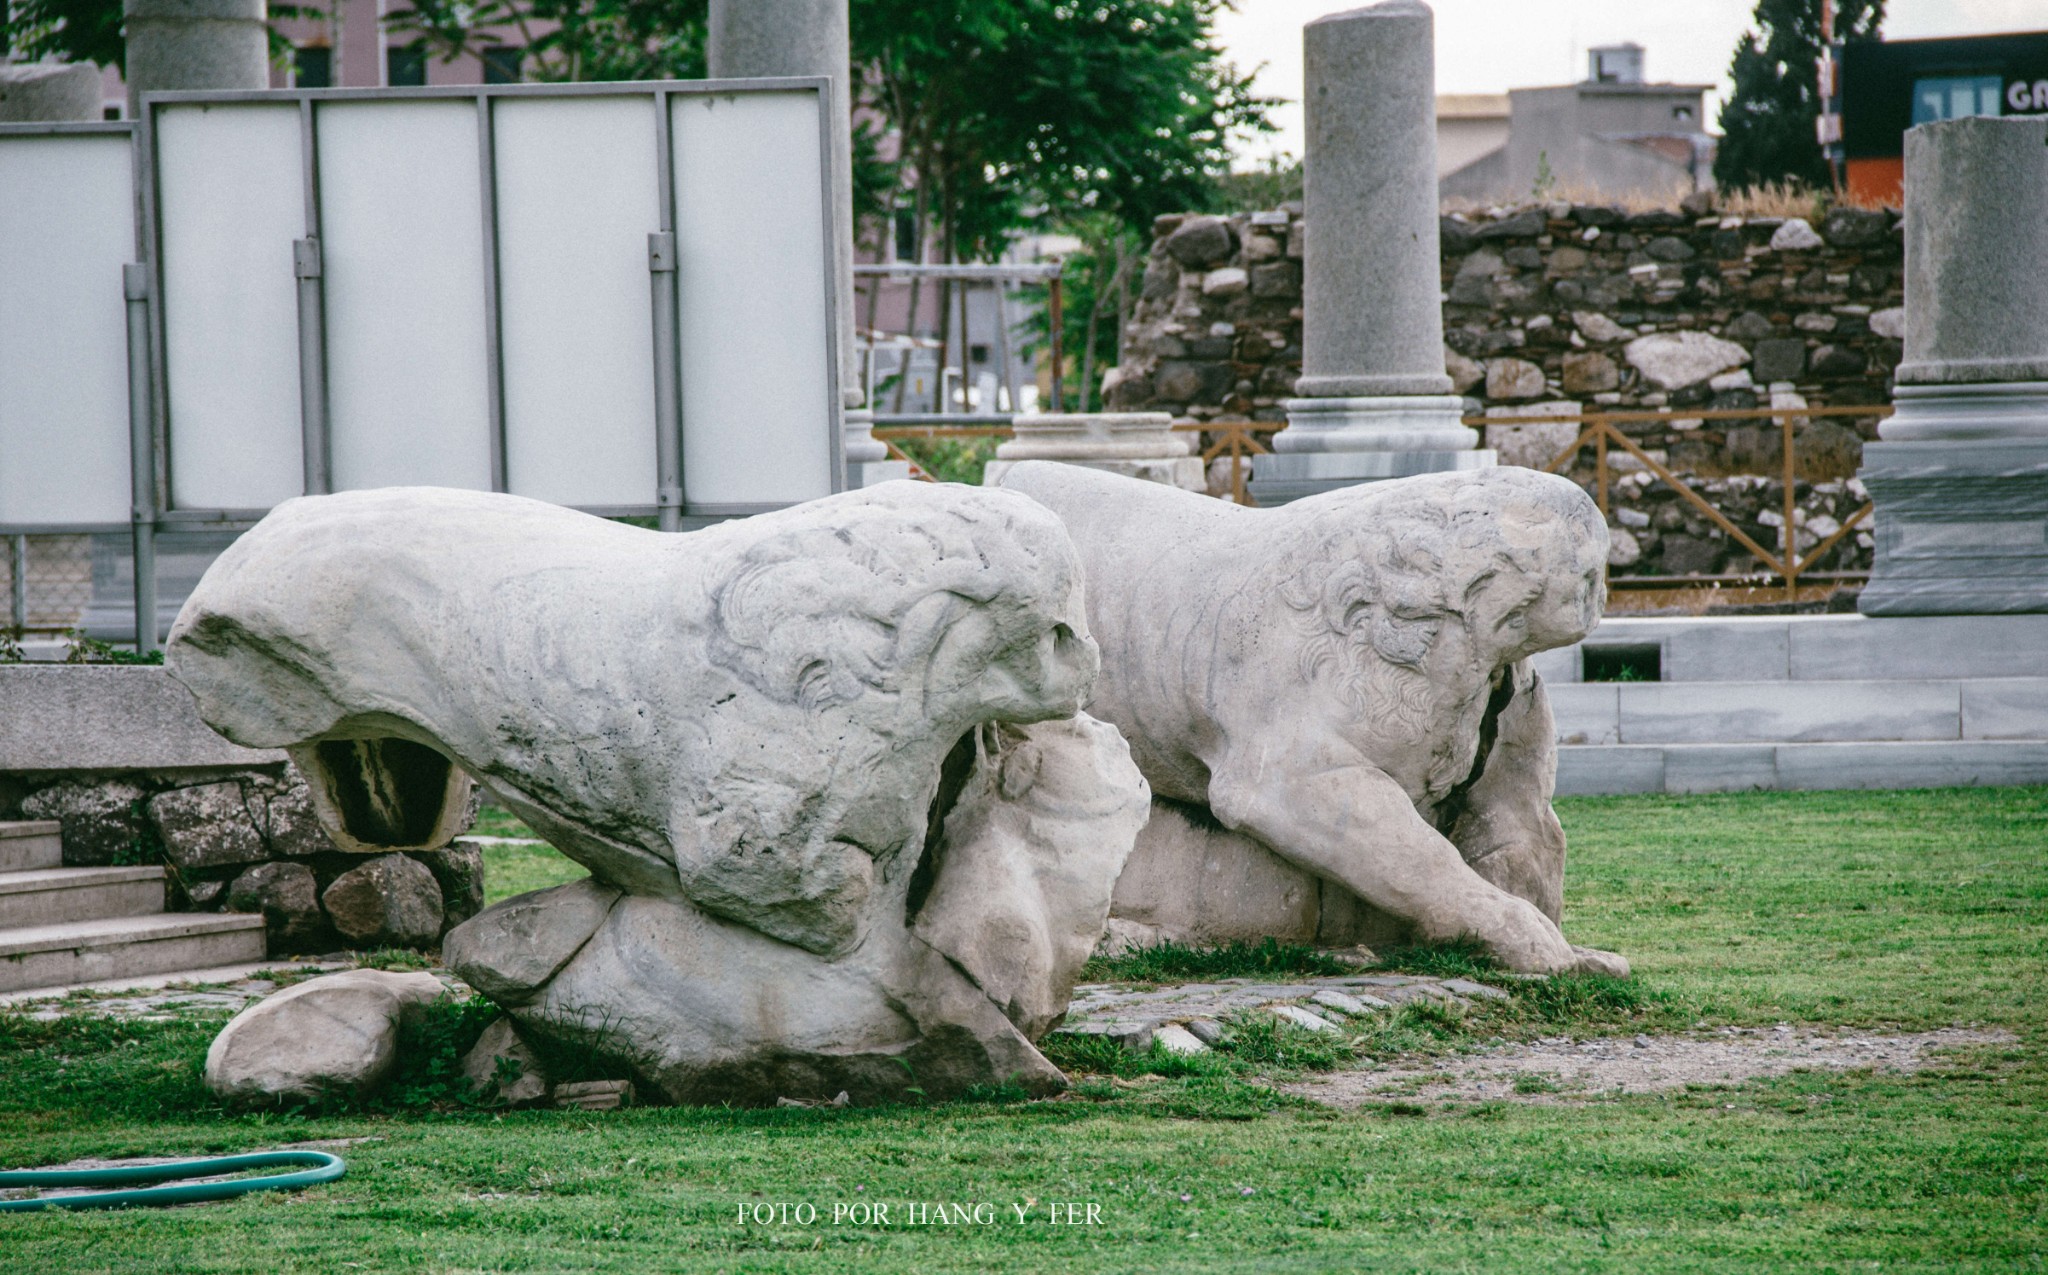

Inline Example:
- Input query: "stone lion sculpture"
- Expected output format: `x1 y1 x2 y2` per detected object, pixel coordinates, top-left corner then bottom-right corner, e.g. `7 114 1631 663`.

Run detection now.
170 484 1150 1104
994 462 1625 977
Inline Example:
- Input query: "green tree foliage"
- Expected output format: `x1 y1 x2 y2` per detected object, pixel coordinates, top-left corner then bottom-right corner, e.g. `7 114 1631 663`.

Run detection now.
1714 0 1884 191
386 0 707 83
855 0 1268 264
2 0 123 69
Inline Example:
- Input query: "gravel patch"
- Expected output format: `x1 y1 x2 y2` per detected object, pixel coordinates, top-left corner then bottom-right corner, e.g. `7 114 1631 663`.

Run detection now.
1283 1025 2018 1107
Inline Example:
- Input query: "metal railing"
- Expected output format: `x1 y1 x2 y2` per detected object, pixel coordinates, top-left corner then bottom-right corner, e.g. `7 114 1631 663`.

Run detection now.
853 262 1065 420
2 534 94 635
1499 403 1889 602
876 403 1890 605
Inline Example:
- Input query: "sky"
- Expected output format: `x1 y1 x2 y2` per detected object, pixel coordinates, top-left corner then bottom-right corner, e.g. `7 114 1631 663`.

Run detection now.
1214 0 2048 165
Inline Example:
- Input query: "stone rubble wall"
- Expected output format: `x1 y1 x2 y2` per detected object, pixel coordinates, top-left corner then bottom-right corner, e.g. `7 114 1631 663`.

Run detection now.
1112 199 1903 578
2 763 482 956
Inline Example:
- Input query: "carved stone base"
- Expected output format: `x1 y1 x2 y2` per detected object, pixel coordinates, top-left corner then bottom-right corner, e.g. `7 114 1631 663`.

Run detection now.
1858 436 2048 616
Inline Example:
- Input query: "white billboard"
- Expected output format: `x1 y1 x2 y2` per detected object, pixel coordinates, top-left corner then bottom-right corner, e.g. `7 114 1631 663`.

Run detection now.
0 79 843 535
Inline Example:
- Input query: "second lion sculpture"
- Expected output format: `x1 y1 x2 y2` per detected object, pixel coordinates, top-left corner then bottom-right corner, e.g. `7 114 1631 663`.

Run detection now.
997 462 1627 977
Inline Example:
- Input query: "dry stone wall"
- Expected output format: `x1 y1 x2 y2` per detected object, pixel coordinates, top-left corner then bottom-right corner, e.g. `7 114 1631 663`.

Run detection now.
1112 200 1903 579
4 762 482 955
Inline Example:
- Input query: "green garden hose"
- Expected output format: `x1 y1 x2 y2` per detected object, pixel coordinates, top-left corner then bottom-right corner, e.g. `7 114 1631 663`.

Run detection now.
0 1150 345 1212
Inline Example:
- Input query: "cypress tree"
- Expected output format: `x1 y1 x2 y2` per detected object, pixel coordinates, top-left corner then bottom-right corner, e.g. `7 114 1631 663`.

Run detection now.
1714 0 1884 191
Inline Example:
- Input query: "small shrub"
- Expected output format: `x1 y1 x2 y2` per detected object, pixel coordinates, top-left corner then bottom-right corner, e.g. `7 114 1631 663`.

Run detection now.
368 994 502 1112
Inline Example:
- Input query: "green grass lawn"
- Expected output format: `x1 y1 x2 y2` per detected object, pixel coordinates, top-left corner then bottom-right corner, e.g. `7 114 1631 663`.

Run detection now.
2 787 2042 1272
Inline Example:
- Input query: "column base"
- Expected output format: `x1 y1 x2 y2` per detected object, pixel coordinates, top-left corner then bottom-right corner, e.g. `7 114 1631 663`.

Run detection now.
1272 395 1479 453
1879 381 2048 443
1858 433 2048 616
847 459 913 488
983 456 1204 491
1249 449 1498 506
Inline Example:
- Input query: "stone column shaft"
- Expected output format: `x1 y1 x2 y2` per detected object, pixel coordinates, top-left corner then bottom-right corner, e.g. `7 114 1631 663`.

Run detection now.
1296 1 1449 400
1252 1 1483 504
708 0 891 486
123 0 270 120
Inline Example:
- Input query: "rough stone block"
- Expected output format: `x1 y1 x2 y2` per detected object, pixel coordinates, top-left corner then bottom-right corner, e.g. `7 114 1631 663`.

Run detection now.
21 780 148 867
150 782 267 871
322 854 445 948
204 969 446 1107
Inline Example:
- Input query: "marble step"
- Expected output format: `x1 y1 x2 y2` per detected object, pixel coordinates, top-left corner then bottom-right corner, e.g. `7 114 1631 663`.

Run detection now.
1533 613 2048 685
1548 677 2048 746
0 865 167 930
0 821 62 874
1556 739 2048 796
0 913 267 995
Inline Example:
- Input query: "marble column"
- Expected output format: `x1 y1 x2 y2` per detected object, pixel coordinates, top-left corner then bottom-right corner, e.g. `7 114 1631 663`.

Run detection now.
1859 115 2048 615
1251 0 1486 506
981 414 1203 490
708 0 902 487
124 0 270 120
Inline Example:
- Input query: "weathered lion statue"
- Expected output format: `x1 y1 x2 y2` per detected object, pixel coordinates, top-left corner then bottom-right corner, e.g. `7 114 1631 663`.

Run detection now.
170 484 1150 1104
995 462 1626 977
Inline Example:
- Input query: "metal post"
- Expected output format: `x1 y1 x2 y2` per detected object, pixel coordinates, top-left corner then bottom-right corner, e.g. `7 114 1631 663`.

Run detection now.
1783 408 1798 601
993 280 1019 413
123 263 160 653
649 231 684 533
956 275 970 412
8 536 25 634
1048 275 1064 414
294 237 330 494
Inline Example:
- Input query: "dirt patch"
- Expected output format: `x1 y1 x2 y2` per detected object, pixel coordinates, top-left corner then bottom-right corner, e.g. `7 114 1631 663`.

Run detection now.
1282 1025 2017 1108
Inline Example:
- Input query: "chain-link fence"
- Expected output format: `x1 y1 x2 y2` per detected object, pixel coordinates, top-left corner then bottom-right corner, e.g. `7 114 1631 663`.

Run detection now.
2 534 94 634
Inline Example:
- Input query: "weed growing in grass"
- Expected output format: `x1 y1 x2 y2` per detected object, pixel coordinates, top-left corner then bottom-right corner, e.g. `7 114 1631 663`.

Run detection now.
1079 936 1357 984
369 995 503 1113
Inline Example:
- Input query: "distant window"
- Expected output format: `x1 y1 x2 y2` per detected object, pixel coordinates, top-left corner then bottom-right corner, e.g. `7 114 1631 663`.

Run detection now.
103 104 122 121
482 47 524 84
893 207 918 262
970 343 991 364
296 45 332 89
387 44 427 88
1911 75 2002 125
1671 103 1695 121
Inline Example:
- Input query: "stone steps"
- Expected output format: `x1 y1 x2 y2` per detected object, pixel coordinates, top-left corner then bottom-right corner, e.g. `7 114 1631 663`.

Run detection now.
0 819 267 995
1534 614 2048 795
0 820 62 873
1557 739 2048 797
0 913 267 995
0 865 166 930
1548 677 2048 746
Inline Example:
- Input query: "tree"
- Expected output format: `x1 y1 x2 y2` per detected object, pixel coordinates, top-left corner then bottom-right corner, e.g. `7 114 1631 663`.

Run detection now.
2 0 124 69
1714 0 1883 192
1 1 320 72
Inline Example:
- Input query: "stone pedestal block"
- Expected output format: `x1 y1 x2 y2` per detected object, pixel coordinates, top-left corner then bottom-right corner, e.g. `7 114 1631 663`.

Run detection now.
1857 436 2048 615
982 413 1203 491
1861 116 2048 616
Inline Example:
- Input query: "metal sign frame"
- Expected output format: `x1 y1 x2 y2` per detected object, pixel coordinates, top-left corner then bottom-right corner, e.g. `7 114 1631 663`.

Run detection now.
0 120 145 537
135 77 844 532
